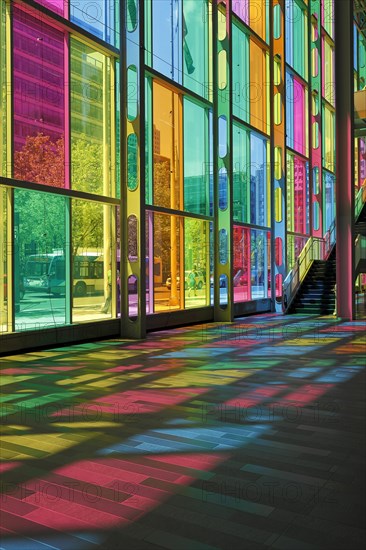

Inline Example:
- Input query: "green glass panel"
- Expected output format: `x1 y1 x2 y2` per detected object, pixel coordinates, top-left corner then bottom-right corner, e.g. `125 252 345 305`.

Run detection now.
14 189 67 331
71 199 115 321
232 24 249 122
293 6 305 78
70 38 112 196
127 133 138 191
184 98 209 215
184 218 210 308
183 0 209 98
152 212 181 312
127 0 138 32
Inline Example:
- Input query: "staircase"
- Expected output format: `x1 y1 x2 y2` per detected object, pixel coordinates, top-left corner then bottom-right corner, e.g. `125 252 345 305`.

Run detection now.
289 249 336 314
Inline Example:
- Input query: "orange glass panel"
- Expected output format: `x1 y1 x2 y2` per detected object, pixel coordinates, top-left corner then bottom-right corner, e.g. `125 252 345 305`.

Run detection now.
153 82 181 210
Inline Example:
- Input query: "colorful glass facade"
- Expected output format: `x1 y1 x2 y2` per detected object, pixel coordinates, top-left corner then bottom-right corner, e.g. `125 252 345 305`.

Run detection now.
0 0 341 346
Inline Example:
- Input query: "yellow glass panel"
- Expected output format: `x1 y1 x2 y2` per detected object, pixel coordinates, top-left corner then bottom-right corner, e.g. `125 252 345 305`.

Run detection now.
274 57 281 86
275 187 282 223
250 40 267 133
218 9 226 41
274 93 281 125
218 50 227 89
274 146 282 180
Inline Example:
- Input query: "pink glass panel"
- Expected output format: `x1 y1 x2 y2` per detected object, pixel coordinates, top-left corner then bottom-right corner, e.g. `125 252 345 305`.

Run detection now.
232 0 249 24
34 1 67 17
13 7 66 187
233 226 251 302
275 237 282 266
293 157 307 234
293 77 305 155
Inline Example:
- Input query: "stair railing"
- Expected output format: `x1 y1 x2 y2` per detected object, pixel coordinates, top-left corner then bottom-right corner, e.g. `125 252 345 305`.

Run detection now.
355 234 366 277
282 220 336 313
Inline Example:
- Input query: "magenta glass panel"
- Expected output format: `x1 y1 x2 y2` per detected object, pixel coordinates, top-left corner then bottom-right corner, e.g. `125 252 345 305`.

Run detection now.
232 0 249 24
233 226 251 303
34 1 67 17
13 7 66 187
293 156 307 234
293 77 305 155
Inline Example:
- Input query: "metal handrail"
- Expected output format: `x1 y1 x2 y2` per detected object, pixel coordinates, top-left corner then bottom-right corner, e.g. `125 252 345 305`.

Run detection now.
355 186 366 220
282 220 336 313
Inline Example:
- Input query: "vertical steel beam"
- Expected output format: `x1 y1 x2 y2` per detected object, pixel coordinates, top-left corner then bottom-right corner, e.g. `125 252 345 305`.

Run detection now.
334 0 355 320
213 0 233 321
271 0 286 311
120 0 147 337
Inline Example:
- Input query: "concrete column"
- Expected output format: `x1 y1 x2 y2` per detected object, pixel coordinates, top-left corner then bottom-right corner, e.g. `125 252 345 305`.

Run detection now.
335 0 355 320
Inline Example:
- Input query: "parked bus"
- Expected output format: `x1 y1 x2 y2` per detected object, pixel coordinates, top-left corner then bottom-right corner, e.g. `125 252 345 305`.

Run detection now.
23 252 163 296
23 251 104 297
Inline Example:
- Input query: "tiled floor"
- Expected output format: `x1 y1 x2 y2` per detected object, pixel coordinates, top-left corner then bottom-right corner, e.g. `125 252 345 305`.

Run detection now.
0 313 365 550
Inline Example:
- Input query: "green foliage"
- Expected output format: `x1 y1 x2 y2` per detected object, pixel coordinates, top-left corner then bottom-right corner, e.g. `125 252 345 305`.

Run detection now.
13 132 105 261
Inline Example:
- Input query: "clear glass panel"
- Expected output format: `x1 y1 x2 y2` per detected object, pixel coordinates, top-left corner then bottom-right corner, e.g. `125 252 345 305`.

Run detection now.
127 66 138 121
233 124 250 223
70 38 112 196
251 229 267 299
0 187 8 334
219 167 228 210
152 0 182 82
324 171 335 231
250 133 267 226
218 115 227 158
184 98 209 215
128 275 138 319
14 188 67 331
13 7 65 187
72 199 114 321
153 212 181 312
233 226 251 303
219 274 228 307
219 229 228 264
153 82 181 209
184 218 210 309
70 0 119 47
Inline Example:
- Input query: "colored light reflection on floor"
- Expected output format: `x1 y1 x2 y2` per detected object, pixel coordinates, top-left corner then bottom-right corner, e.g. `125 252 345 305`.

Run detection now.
0 314 365 549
